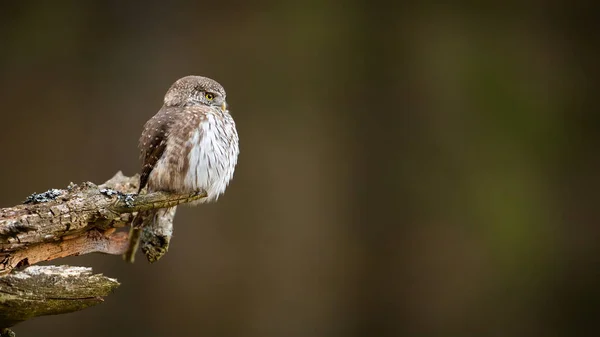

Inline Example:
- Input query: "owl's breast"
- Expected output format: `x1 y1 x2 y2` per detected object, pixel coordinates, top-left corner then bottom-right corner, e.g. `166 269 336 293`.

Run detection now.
184 112 239 201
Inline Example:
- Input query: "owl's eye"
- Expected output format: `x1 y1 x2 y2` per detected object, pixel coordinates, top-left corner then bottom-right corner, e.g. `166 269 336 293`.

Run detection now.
205 93 215 101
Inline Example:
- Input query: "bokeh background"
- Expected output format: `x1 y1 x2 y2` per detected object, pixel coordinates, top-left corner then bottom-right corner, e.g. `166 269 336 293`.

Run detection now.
1 1 599 336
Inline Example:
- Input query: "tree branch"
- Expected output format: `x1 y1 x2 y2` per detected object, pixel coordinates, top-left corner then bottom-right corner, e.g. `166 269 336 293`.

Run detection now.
0 265 119 328
0 171 206 274
0 171 207 331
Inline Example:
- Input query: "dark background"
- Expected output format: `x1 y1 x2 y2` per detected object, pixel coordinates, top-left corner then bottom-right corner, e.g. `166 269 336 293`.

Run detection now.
1 1 599 336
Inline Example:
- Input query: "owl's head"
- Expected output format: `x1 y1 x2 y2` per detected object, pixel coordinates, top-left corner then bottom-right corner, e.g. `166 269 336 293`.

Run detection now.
163 75 227 112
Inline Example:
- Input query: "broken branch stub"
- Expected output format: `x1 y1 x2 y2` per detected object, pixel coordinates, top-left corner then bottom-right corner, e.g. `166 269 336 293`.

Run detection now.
0 265 119 328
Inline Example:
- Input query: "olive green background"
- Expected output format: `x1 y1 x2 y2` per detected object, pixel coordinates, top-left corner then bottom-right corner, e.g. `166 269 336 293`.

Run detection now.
0 1 598 336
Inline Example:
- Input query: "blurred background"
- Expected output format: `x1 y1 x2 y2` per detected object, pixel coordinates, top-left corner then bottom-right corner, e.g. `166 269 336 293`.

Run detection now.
0 1 599 336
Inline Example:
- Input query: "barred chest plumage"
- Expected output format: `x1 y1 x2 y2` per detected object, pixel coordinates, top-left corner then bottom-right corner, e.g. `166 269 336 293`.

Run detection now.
141 105 239 203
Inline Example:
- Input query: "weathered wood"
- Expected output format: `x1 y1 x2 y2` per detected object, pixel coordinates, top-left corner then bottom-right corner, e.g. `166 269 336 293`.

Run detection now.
141 206 176 262
0 265 119 328
0 172 208 332
0 171 207 273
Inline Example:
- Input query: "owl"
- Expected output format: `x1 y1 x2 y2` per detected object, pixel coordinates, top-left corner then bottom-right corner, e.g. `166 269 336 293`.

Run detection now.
126 76 239 262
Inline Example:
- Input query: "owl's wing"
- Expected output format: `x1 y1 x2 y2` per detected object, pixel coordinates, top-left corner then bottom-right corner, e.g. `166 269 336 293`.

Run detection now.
158 105 209 181
138 105 209 193
138 107 172 193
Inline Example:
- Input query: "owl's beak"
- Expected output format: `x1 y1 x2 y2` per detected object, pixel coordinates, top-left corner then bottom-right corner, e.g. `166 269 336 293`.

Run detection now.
221 102 228 112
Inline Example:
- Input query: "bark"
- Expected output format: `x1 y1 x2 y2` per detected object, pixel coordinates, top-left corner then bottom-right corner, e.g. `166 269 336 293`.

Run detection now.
0 266 119 328
0 171 207 330
0 171 206 274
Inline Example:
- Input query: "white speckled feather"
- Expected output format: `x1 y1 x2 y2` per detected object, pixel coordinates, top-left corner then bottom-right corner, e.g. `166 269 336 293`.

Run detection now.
184 110 238 202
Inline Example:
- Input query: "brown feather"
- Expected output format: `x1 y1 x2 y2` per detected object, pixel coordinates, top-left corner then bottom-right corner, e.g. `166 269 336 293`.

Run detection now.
138 106 172 192
138 106 210 193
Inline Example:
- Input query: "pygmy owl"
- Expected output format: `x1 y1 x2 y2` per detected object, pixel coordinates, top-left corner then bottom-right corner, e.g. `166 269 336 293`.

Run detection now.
139 75 239 200
126 76 239 262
